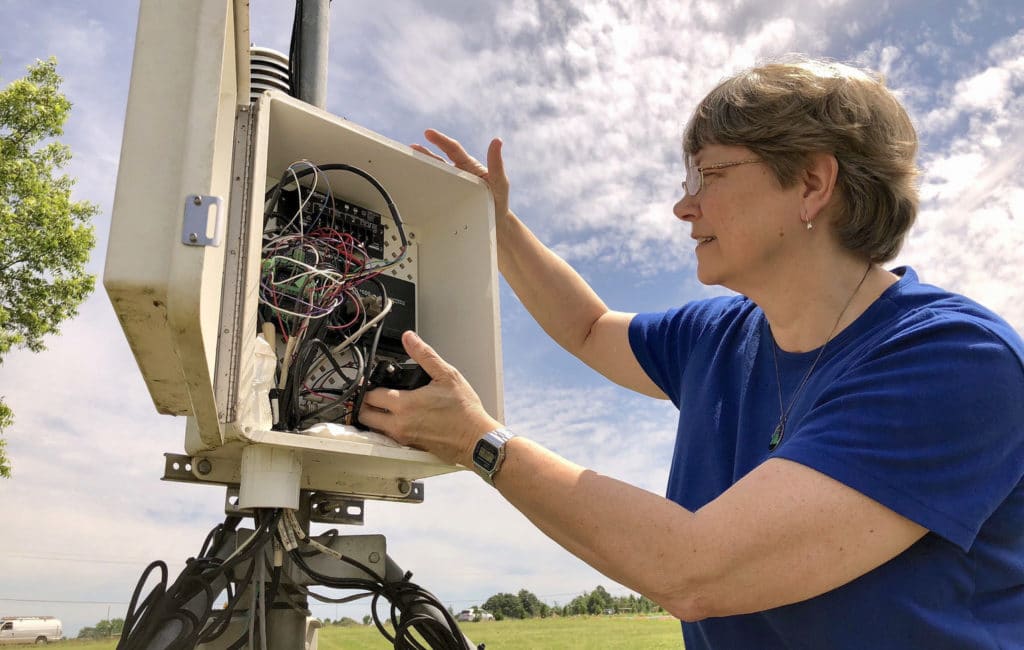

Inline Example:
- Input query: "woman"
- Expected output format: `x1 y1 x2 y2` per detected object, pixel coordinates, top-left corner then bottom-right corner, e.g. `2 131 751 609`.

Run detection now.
359 58 1024 648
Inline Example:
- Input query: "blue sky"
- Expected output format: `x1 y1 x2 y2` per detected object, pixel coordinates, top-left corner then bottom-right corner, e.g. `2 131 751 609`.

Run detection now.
1 0 1022 638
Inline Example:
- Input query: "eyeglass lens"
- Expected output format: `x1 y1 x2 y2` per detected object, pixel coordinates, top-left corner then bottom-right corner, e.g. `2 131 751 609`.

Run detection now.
683 166 700 196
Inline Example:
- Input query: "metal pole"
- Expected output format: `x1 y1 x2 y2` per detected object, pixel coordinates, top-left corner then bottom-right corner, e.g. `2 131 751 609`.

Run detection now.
268 492 315 650
297 0 330 109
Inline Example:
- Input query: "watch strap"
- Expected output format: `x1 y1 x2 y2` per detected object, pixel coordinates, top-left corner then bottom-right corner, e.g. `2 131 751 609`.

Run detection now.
472 427 516 485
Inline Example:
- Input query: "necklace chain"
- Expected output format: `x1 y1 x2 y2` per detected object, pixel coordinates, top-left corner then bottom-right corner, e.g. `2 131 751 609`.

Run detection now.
768 264 872 451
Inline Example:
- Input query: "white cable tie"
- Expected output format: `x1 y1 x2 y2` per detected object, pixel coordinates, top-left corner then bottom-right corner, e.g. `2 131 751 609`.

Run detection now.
272 538 284 567
285 509 310 551
305 535 346 563
286 515 301 548
283 509 348 562
276 515 299 551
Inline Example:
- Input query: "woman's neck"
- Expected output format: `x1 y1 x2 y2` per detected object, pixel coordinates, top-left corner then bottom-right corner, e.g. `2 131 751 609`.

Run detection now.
749 257 898 353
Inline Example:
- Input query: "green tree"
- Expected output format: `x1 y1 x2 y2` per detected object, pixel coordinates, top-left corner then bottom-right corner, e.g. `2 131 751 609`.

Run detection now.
517 588 549 618
481 592 526 620
77 627 96 639
564 593 586 616
78 618 123 639
563 586 619 616
0 56 97 478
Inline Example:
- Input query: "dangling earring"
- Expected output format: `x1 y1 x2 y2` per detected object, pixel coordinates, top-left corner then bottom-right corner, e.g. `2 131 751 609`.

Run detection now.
806 221 814 231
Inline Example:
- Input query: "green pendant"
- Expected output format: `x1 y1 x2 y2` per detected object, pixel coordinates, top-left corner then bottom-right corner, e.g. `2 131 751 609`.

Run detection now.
769 420 785 451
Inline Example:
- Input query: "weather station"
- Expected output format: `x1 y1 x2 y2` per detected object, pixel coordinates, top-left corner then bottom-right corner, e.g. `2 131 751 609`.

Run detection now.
104 1 501 648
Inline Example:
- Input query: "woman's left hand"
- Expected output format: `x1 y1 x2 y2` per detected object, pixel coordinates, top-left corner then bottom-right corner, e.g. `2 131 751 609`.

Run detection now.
358 330 502 466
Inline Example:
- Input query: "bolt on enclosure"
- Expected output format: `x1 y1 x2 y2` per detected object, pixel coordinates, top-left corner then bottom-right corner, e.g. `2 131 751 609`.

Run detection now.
104 0 503 496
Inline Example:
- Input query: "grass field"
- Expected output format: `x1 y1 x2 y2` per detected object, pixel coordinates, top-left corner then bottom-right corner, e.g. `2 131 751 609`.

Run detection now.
58 615 682 649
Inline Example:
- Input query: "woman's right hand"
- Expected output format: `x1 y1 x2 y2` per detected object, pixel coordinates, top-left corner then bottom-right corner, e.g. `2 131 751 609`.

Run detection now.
411 129 511 221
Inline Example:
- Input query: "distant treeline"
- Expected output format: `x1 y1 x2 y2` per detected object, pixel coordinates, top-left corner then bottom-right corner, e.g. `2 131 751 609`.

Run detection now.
478 586 664 620
78 618 124 639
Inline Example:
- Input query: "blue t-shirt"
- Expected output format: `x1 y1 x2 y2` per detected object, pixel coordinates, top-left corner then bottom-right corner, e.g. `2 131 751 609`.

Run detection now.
628 267 1024 649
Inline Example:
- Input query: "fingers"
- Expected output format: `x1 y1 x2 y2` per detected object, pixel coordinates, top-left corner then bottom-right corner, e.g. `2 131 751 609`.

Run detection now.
358 332 500 465
486 137 505 181
360 385 396 411
359 387 419 447
424 128 462 152
409 143 446 163
353 396 388 428
420 129 488 176
401 330 453 382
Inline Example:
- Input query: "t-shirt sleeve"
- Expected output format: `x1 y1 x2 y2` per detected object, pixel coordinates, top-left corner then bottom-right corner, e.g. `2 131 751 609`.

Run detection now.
628 297 742 406
628 309 685 404
775 316 1024 551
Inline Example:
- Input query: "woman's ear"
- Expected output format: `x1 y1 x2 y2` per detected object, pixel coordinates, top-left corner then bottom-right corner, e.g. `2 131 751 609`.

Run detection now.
800 152 840 222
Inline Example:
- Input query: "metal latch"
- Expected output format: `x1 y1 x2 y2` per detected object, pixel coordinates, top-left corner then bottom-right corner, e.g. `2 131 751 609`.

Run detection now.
181 194 225 246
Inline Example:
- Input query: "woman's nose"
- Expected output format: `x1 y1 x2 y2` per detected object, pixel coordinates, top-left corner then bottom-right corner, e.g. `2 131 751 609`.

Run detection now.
673 193 698 222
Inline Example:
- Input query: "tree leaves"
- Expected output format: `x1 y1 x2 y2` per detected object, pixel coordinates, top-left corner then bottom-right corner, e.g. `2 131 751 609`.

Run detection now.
480 586 665 619
0 57 98 477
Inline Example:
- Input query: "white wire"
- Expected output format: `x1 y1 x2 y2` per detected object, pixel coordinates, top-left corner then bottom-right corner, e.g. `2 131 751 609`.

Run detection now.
330 298 393 355
266 255 347 290
261 255 348 320
273 160 339 238
283 510 357 568
258 556 268 650
289 161 319 237
220 525 264 566
264 554 312 612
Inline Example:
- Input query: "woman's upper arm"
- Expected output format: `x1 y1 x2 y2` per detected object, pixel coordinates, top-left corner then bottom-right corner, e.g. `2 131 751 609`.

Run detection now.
577 310 668 399
667 458 928 619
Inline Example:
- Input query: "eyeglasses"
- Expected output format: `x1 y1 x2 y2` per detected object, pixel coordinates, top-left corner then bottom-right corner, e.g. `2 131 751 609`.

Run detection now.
682 159 762 196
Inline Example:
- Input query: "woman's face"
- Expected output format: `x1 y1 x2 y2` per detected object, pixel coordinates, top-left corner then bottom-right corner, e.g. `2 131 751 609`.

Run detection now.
673 144 805 293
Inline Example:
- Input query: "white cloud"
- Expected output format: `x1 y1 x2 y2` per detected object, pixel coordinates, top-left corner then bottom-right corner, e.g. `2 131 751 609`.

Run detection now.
955 66 1015 111
897 28 1024 330
340 0 852 275
4 0 1024 640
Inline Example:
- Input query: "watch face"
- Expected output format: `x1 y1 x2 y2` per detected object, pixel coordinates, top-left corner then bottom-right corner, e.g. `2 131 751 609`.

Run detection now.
474 441 498 470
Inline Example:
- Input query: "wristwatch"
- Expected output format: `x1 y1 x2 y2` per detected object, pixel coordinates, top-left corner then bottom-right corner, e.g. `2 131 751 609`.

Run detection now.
472 427 516 485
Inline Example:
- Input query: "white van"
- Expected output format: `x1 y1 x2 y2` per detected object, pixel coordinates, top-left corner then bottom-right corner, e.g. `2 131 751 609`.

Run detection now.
0 616 63 645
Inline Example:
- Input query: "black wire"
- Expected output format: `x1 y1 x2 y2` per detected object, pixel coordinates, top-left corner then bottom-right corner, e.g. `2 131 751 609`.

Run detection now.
264 162 409 257
282 273 389 429
362 276 389 373
195 554 257 644
118 511 283 650
278 317 329 430
119 561 168 648
347 277 389 428
287 542 471 650
262 160 408 431
298 339 365 424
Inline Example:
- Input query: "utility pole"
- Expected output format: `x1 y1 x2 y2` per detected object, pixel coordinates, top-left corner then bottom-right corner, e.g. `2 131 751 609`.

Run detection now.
296 0 330 109
271 6 331 644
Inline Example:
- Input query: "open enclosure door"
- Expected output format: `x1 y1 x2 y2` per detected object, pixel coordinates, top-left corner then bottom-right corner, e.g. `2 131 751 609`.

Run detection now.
105 0 251 445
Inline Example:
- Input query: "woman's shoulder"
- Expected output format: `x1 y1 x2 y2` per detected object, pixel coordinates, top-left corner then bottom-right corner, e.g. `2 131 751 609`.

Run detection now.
662 293 759 336
665 292 755 320
869 267 1024 370
885 267 1023 349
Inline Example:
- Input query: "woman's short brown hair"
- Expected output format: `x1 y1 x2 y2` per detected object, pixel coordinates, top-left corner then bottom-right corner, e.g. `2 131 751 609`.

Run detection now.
683 57 919 263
